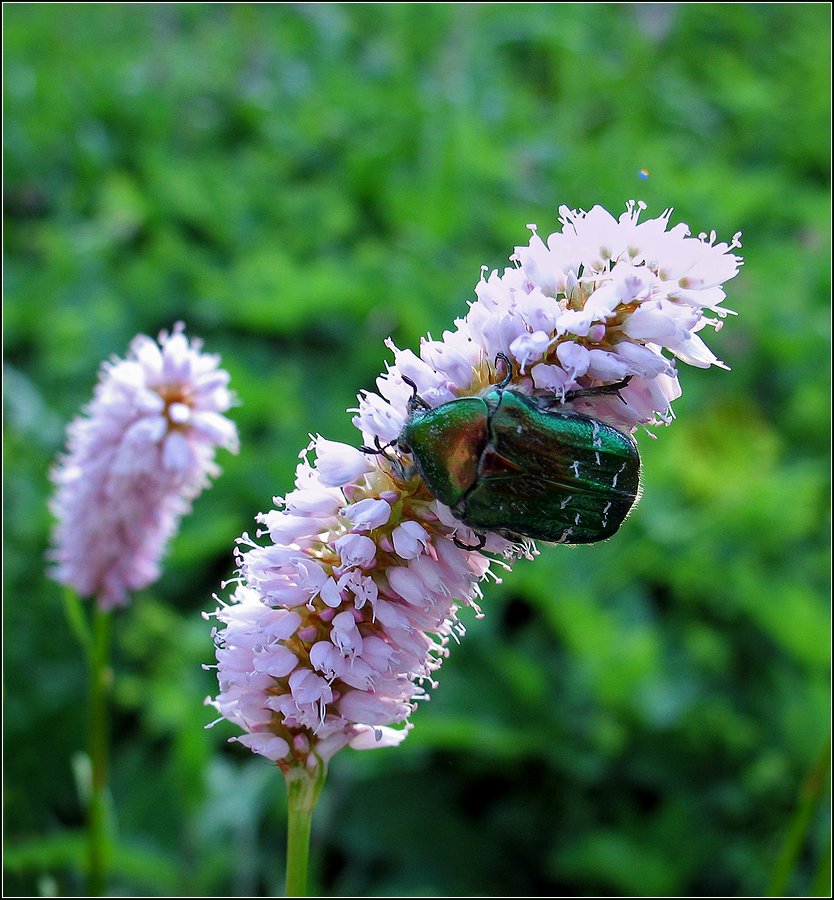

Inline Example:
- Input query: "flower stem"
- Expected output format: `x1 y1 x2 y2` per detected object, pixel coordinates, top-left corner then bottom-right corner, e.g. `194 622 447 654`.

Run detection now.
284 762 326 897
62 586 91 651
767 736 830 896
86 603 112 896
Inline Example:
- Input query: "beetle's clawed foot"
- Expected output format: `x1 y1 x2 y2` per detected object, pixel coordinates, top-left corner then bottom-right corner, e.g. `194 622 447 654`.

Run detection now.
359 435 399 463
359 435 411 481
453 531 487 552
563 375 633 405
494 353 513 389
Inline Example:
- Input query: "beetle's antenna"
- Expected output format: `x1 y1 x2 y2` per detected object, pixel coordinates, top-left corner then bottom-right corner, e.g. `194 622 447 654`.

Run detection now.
402 375 431 411
494 353 513 389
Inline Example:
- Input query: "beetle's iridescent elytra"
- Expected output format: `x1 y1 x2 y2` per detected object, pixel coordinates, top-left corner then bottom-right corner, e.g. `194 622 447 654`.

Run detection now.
397 357 641 545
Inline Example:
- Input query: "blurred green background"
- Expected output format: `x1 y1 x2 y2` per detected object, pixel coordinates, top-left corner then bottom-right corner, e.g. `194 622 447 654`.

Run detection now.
4 3 830 897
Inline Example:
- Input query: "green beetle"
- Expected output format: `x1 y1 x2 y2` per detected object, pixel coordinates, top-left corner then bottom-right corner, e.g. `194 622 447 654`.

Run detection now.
396 356 641 546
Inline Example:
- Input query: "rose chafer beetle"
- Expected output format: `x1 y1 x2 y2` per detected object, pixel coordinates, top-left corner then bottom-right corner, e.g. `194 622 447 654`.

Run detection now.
394 355 641 546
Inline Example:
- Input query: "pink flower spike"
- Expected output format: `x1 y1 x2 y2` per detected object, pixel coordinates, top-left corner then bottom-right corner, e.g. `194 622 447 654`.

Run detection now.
49 323 238 610
208 202 741 775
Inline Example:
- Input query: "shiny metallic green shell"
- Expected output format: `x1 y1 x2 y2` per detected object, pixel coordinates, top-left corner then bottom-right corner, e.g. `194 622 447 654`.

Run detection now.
399 386 640 544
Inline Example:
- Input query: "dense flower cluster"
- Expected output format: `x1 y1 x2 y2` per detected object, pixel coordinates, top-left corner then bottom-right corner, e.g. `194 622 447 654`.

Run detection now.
208 437 498 768
50 323 238 609
357 201 743 442
208 203 742 772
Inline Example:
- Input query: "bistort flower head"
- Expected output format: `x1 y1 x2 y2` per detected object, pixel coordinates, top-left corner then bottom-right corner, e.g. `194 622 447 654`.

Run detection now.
208 203 742 774
207 436 498 772
357 201 743 442
49 323 238 609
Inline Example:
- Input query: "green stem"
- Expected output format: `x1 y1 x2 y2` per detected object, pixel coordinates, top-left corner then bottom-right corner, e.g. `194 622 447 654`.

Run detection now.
284 761 326 897
767 736 830 896
811 832 831 897
62 586 92 651
86 604 112 896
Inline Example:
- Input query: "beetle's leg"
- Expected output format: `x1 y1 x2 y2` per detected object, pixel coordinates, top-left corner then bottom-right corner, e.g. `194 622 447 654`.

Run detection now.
453 531 487 552
359 435 398 462
359 438 381 456
563 375 633 405
402 375 431 411
359 436 408 480
494 353 513 389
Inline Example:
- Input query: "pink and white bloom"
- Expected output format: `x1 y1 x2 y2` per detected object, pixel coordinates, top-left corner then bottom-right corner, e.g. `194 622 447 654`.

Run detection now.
207 441 497 772
49 323 238 609
208 203 742 773
359 202 742 438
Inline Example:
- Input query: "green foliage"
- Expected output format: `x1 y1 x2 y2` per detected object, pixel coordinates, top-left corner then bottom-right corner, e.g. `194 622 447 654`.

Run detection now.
4 3 829 896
